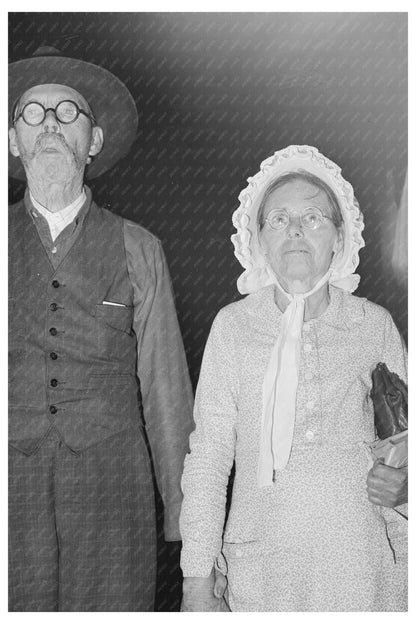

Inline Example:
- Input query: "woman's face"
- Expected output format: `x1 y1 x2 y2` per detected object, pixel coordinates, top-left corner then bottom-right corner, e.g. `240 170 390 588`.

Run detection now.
259 179 342 292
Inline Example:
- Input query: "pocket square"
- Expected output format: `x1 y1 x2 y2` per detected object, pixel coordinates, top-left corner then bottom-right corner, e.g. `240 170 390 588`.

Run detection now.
102 300 126 307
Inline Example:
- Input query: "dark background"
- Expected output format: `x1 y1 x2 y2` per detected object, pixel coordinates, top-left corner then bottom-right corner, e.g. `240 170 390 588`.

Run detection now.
9 12 408 611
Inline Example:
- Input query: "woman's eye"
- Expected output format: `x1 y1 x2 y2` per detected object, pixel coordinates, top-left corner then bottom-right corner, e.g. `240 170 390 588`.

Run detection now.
270 212 287 227
303 211 321 226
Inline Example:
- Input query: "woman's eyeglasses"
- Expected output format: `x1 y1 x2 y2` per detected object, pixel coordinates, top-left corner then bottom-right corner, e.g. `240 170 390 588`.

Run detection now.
264 207 333 231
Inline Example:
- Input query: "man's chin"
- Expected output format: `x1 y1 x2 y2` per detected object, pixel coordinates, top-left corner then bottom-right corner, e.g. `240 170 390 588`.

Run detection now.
28 156 76 182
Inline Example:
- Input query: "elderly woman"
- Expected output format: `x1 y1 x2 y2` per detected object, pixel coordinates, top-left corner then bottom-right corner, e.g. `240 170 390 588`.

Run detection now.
180 146 407 612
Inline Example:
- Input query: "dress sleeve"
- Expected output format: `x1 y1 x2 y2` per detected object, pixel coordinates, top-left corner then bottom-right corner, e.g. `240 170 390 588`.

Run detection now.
381 312 408 383
180 308 239 577
124 220 194 541
379 311 408 546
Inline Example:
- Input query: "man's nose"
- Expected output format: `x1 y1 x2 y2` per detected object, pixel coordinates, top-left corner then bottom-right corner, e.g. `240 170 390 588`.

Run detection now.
286 216 304 239
42 109 60 132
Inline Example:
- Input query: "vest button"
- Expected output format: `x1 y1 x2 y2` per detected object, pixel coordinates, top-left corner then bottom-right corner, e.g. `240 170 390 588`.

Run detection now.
52 280 60 288
49 405 58 414
50 378 58 387
49 327 58 336
50 303 58 312
50 352 58 360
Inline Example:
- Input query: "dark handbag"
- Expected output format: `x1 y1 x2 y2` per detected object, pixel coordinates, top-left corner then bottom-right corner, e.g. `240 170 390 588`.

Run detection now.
370 362 408 439
369 362 408 469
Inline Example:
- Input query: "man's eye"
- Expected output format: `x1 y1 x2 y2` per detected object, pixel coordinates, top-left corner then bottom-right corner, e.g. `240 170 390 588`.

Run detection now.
25 106 40 117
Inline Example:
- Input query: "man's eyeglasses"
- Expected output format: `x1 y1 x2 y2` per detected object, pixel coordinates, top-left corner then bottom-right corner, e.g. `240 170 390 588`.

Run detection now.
264 207 333 231
13 100 96 127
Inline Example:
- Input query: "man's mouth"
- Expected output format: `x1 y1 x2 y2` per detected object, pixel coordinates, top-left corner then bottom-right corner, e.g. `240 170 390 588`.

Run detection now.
35 133 67 153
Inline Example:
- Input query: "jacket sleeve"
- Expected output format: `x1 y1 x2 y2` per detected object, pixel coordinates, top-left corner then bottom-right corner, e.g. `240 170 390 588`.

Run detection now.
180 308 238 577
124 220 194 541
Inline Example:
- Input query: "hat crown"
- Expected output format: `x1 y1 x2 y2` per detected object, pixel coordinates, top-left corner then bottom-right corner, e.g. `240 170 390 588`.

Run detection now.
32 46 62 58
9 46 138 179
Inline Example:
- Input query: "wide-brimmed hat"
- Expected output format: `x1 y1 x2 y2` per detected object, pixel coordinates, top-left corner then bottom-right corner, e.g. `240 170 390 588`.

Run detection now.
8 46 138 179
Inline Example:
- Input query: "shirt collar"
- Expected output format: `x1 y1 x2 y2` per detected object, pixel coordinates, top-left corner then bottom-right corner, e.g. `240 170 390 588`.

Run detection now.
25 186 92 235
247 283 364 332
29 188 87 223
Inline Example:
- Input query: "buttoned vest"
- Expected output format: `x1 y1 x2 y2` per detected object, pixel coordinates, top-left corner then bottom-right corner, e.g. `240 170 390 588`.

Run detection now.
9 197 141 455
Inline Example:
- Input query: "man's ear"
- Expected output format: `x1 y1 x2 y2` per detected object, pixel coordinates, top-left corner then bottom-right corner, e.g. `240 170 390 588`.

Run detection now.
9 127 20 157
88 126 104 158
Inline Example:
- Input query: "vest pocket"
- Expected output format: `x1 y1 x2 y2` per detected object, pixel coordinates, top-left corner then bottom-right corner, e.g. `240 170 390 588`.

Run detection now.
95 303 133 333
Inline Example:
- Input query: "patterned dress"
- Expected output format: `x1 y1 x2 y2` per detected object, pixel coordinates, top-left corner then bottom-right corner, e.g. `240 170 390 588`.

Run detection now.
180 285 407 611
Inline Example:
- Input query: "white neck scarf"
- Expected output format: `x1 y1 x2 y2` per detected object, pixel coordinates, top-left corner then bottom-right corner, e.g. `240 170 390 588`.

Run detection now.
257 268 332 487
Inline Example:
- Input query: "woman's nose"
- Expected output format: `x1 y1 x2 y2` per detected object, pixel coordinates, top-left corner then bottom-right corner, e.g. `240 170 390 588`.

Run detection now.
286 216 304 239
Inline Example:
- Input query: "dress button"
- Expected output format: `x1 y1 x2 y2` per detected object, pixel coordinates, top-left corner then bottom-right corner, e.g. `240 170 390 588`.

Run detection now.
50 378 58 387
303 343 312 353
52 280 60 288
50 352 58 360
305 430 314 441
49 327 58 336
304 371 313 381
49 405 58 414
50 303 58 311
306 400 315 410
51 246 57 254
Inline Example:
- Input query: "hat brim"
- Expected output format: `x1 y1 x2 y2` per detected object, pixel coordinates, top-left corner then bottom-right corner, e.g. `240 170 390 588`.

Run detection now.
8 55 138 180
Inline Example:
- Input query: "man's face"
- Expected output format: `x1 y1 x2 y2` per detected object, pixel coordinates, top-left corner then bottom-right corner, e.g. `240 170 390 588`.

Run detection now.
9 83 103 184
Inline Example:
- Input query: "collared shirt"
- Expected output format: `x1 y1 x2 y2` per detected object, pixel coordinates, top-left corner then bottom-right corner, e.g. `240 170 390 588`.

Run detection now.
27 188 90 269
30 188 87 242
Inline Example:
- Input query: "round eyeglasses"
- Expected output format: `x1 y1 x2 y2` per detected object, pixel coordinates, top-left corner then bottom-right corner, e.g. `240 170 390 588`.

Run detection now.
264 207 333 231
13 100 96 127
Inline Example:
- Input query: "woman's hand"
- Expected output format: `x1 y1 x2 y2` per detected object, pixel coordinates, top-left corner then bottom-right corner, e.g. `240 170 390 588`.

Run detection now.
367 459 408 508
181 567 229 611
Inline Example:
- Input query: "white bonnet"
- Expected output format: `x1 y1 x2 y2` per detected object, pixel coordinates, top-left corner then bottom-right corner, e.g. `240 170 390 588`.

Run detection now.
231 145 365 294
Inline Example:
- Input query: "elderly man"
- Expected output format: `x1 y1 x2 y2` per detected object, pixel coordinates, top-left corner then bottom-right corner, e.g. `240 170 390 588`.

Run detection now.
8 47 194 612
